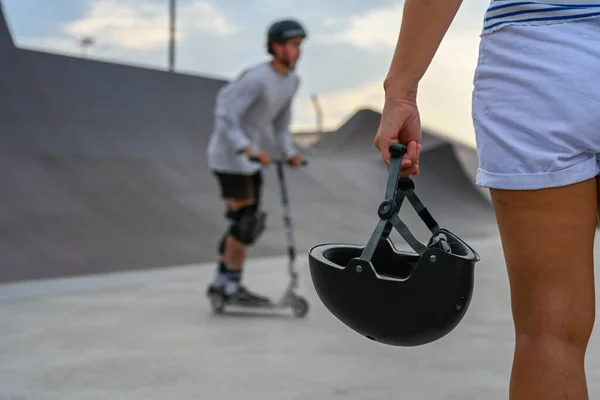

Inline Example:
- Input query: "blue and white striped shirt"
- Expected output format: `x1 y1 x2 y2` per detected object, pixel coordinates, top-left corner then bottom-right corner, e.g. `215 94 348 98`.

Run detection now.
482 0 600 34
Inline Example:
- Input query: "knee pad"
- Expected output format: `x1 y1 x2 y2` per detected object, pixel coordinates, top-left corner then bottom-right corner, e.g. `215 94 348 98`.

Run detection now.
228 205 267 245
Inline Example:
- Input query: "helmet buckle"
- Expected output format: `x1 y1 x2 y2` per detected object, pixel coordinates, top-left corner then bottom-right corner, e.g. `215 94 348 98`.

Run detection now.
377 199 396 220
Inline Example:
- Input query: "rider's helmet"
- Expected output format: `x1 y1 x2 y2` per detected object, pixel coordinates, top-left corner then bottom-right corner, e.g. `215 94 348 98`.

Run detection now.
266 19 308 55
308 144 481 347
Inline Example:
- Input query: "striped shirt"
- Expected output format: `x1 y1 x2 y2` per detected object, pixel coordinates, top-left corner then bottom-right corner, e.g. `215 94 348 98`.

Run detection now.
482 1 600 34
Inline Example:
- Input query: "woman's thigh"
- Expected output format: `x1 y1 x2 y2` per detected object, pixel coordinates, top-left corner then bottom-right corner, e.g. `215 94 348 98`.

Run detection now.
490 180 597 341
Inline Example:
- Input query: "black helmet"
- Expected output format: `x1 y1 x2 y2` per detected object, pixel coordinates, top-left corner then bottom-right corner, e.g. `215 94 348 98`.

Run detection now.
267 19 307 53
308 143 480 347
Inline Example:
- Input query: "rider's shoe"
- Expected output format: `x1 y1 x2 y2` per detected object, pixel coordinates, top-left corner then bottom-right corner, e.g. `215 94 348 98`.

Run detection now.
206 282 224 297
225 284 271 305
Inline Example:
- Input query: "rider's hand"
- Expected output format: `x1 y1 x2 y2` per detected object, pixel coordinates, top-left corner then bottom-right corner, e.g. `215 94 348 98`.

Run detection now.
256 151 271 166
373 96 422 177
242 147 271 166
287 154 303 168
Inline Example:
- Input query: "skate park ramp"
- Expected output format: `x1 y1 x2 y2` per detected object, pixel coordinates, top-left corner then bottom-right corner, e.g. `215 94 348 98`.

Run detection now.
12 7 600 400
0 5 228 283
0 5 496 284
308 107 449 154
301 107 496 240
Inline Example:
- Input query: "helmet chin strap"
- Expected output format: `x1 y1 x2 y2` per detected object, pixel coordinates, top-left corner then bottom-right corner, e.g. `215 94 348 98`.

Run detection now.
359 143 444 262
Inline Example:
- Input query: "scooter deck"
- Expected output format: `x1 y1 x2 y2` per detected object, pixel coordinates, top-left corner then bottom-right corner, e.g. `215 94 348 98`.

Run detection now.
208 290 309 317
209 292 273 307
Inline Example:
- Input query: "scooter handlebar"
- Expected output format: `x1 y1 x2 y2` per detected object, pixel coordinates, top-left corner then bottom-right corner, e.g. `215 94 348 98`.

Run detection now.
248 155 308 167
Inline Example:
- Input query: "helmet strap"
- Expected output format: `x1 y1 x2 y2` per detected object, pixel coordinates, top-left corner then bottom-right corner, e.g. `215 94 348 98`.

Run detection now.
359 143 441 262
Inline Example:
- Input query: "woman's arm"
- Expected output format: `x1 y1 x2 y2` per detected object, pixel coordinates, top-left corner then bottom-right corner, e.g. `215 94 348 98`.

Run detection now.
374 0 464 172
384 0 464 98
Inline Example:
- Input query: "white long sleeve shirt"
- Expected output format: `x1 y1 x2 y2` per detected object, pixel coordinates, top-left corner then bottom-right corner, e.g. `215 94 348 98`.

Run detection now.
206 61 300 175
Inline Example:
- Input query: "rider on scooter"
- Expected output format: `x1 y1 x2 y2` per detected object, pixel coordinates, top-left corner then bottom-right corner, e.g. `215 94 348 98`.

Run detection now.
205 19 308 304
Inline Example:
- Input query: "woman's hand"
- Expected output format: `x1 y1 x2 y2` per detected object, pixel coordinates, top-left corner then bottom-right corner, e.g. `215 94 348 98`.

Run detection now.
374 96 422 176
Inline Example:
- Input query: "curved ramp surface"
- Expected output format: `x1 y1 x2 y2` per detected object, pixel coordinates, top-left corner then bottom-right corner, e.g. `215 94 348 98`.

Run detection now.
0 6 496 283
0 30 385 282
0 6 231 282
310 108 448 155
304 107 496 244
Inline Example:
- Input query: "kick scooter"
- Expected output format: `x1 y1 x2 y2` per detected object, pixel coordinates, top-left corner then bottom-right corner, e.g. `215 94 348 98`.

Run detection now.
208 155 310 318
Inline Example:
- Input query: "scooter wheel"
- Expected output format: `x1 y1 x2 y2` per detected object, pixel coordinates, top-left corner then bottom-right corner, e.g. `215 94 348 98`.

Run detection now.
291 297 309 318
210 294 226 314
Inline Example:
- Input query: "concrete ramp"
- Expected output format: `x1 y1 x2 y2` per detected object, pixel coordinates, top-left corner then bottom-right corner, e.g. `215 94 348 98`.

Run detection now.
311 108 448 154
0 5 496 284
0 5 233 282
303 149 496 247
0 24 392 283
303 107 496 244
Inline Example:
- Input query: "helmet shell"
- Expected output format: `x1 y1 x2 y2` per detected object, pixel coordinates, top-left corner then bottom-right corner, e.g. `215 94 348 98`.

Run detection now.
267 19 307 46
308 229 479 347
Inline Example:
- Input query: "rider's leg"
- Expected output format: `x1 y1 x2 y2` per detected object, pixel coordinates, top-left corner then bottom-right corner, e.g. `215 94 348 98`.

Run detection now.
222 197 255 272
222 171 263 274
211 171 268 301
490 180 597 400
210 172 253 288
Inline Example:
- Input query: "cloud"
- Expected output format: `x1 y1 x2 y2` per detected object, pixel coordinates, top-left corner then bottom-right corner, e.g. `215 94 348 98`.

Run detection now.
315 3 403 49
299 2 485 147
22 36 83 54
293 80 384 132
63 0 239 51
416 29 482 147
296 28 482 146
10 0 486 148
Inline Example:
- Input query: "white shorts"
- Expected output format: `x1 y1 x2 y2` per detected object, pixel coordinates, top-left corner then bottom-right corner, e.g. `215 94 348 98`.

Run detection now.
472 16 600 190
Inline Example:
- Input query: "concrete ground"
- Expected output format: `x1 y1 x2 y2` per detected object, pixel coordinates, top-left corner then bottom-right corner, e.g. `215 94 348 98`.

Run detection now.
2 236 600 400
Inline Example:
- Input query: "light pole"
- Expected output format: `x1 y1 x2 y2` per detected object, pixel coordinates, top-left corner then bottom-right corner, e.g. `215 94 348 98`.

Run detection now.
168 0 176 71
80 36 95 58
310 93 324 134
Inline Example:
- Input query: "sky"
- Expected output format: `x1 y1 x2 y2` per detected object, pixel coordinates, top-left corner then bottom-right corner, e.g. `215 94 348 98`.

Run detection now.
2 0 490 147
